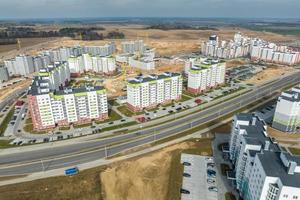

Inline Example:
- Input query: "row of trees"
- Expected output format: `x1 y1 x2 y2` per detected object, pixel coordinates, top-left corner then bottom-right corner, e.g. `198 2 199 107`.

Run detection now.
0 27 125 41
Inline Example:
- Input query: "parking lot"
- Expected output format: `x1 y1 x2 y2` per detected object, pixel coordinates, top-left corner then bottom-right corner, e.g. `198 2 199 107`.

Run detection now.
180 153 218 200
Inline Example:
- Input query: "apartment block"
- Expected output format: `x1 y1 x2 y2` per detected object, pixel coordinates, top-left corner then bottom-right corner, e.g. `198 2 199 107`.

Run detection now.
27 63 108 130
121 40 145 54
229 113 300 200
272 87 300 133
201 33 251 59
187 59 226 94
4 55 34 76
127 72 182 112
68 54 116 75
0 66 9 82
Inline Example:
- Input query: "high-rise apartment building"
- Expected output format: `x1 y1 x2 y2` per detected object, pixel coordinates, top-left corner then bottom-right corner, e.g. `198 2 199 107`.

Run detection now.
121 40 145 54
127 72 182 112
4 55 34 76
68 54 116 75
187 59 226 94
27 62 108 130
229 113 300 200
272 87 300 133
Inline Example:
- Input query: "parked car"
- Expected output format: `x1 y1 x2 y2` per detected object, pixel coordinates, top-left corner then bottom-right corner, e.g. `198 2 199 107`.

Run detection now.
180 189 190 194
183 173 191 177
208 186 218 192
207 179 216 184
182 162 191 166
207 162 215 168
207 169 216 177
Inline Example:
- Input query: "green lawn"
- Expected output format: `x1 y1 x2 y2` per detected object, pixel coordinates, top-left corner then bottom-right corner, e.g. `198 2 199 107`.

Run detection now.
0 140 13 149
73 123 92 129
179 94 192 102
95 110 122 124
117 105 143 117
59 126 71 131
108 99 120 107
289 147 300 155
0 107 15 136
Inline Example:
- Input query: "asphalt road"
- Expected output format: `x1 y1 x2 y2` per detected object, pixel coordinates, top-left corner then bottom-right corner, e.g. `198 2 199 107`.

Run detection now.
0 72 300 176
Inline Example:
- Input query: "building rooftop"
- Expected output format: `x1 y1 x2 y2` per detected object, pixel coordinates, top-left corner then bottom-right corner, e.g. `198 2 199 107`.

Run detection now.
128 72 181 84
258 151 300 188
237 113 280 152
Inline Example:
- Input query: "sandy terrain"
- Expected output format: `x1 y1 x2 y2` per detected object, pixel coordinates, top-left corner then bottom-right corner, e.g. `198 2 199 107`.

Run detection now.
101 142 189 200
268 126 300 140
226 59 248 68
0 79 31 102
244 65 295 85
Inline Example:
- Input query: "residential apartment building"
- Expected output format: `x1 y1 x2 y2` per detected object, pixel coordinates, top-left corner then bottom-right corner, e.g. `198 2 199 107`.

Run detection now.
187 59 226 94
27 63 108 130
201 33 251 59
128 56 155 71
127 72 182 112
121 40 145 54
68 54 116 75
250 44 300 65
0 66 9 82
272 87 300 133
4 55 34 76
229 113 300 200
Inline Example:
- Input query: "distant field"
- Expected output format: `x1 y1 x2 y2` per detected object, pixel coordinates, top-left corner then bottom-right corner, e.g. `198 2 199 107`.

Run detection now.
0 37 57 53
242 25 300 36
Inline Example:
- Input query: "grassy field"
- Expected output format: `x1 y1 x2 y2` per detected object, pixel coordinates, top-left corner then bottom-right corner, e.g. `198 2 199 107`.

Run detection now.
289 147 300 155
95 109 122 124
0 140 14 149
179 94 192 102
0 107 14 136
0 166 106 200
117 105 143 117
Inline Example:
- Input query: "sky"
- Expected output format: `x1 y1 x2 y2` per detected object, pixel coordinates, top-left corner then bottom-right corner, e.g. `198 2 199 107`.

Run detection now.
0 0 299 19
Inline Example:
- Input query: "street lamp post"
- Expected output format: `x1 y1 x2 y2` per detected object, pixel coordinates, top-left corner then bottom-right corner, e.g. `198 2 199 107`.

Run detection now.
41 159 45 172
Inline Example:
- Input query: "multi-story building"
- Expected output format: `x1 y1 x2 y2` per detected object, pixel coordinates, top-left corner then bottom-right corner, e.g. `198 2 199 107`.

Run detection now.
33 55 51 72
250 44 300 65
27 63 108 130
272 87 300 133
121 40 145 54
187 59 226 94
229 113 300 200
128 56 155 71
201 33 251 59
127 72 182 112
0 66 9 82
4 55 34 76
37 62 71 91
68 54 116 75
82 43 116 56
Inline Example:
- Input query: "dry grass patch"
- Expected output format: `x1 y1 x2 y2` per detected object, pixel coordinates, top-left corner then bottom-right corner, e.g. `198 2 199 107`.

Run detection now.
0 167 105 200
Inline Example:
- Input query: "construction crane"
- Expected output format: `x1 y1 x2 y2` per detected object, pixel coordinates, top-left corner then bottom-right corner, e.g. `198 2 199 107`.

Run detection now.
16 38 21 50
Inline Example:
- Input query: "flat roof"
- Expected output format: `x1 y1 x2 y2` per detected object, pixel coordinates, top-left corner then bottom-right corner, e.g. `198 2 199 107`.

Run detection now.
258 151 300 188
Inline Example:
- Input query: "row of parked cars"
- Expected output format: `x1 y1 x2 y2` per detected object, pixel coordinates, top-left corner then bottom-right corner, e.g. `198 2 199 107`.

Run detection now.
206 157 218 193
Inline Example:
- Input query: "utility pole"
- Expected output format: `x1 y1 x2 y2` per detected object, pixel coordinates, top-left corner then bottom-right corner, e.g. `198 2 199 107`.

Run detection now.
41 159 45 172
105 146 108 158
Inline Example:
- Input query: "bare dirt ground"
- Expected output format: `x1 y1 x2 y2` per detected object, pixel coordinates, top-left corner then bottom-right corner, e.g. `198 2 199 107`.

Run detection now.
0 79 31 102
101 138 213 200
226 59 248 68
268 126 300 140
101 143 187 200
244 65 296 85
